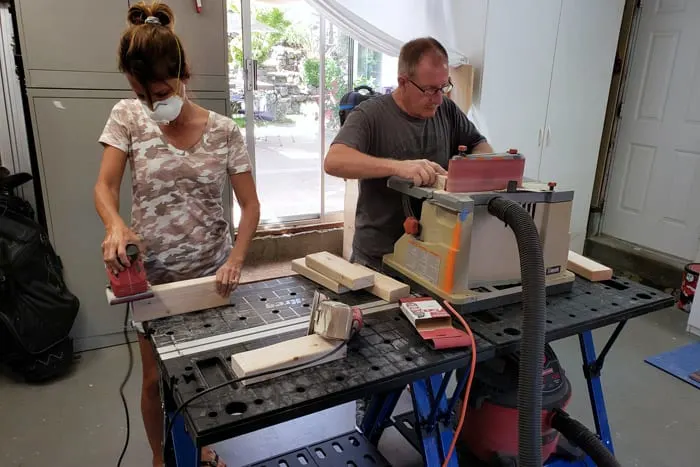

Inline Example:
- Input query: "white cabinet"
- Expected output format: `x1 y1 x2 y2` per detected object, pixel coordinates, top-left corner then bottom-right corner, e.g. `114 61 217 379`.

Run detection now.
15 0 227 92
480 0 624 253
480 1 562 180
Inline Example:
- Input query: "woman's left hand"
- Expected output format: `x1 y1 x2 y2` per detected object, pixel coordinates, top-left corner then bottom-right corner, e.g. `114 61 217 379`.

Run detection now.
215 259 242 297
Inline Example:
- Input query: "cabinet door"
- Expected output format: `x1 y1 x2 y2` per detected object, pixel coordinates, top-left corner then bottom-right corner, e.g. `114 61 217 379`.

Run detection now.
16 0 227 91
538 0 624 252
16 0 129 88
479 0 562 179
31 94 228 349
162 0 228 90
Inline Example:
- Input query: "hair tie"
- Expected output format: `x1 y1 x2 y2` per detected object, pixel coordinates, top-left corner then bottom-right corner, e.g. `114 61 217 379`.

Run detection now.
145 16 161 25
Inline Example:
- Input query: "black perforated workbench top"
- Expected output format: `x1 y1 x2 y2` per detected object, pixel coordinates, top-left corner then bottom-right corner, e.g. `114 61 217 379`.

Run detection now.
146 273 673 447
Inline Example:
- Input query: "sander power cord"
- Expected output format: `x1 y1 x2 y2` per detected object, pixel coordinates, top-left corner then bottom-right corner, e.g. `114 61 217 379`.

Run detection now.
117 303 134 467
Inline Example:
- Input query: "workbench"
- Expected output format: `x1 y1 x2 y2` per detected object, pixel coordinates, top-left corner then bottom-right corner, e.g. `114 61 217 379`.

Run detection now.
145 272 673 466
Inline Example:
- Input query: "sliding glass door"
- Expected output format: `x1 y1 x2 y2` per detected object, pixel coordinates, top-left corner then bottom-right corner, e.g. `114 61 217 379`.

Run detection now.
227 0 397 229
229 0 343 227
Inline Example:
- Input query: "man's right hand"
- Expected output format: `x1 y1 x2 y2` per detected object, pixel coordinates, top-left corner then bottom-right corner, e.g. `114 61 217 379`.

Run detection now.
393 159 448 187
102 224 142 274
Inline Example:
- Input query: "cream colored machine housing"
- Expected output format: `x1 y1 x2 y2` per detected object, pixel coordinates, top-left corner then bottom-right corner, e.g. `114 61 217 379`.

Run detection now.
382 179 576 308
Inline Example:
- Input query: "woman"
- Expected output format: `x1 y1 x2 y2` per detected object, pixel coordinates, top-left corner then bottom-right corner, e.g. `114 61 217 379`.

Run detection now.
94 2 260 466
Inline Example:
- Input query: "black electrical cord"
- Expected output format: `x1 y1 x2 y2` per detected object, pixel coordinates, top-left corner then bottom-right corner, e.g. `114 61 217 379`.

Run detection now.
161 339 349 464
117 302 134 467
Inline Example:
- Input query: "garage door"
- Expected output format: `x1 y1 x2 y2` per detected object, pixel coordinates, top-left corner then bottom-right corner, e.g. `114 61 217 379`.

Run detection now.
603 0 700 261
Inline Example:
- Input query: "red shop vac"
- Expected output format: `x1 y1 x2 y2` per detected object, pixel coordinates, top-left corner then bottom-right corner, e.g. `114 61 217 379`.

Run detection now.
461 197 622 467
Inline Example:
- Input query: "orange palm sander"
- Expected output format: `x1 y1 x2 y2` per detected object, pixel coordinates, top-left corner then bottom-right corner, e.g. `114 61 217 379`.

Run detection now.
105 244 154 305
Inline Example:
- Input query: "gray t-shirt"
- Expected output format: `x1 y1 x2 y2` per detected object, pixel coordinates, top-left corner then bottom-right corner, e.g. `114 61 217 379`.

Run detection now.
331 94 486 268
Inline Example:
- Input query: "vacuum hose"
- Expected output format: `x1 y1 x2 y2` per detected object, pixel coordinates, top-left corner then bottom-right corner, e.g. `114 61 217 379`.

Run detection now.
487 197 546 467
551 409 621 467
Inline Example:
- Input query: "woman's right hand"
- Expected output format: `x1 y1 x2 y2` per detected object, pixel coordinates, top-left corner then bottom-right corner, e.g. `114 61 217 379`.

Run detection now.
102 224 142 274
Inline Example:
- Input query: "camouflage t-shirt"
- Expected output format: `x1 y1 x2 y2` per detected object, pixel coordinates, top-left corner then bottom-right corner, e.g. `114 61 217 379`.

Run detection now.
98 98 252 285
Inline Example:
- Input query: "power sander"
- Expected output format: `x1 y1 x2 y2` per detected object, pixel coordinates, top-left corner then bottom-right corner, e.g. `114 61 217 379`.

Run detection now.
307 290 363 341
105 243 153 305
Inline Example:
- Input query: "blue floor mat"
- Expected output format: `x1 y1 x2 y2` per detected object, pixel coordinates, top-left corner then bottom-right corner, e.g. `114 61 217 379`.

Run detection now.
644 342 700 390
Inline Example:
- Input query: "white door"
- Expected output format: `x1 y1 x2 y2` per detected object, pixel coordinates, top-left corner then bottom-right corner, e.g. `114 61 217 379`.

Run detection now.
603 1 700 260
479 0 562 179
538 0 624 253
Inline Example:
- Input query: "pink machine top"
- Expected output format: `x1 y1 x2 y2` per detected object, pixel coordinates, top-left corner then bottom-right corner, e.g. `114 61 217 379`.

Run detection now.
446 149 525 193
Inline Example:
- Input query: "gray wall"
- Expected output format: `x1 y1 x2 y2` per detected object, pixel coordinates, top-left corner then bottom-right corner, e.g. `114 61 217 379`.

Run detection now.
14 0 230 350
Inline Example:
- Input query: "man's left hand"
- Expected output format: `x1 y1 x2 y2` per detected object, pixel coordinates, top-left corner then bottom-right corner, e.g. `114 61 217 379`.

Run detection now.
215 259 242 297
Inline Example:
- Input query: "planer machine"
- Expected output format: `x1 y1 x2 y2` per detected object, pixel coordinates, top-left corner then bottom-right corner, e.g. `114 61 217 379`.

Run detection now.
382 149 576 312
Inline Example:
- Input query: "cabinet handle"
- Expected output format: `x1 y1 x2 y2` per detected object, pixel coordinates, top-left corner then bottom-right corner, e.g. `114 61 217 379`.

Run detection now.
546 126 551 146
538 128 543 147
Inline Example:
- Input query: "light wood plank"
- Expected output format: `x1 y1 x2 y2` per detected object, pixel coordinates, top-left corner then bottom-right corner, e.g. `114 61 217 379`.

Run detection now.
567 251 613 282
291 258 350 293
230 334 346 385
353 264 410 302
131 275 229 322
305 251 374 290
432 174 447 191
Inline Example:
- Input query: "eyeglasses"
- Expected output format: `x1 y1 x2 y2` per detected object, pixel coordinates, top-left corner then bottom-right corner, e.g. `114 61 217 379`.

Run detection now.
408 77 454 96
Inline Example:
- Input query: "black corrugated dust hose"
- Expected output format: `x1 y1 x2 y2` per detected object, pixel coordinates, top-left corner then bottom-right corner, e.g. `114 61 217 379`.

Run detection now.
551 409 621 467
487 197 546 467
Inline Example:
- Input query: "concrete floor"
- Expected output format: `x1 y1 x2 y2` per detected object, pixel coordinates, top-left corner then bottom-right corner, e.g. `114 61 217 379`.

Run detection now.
1 305 698 466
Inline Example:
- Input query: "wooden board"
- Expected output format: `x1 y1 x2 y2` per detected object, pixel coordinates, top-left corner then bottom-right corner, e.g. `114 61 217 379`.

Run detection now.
567 251 613 282
130 275 230 322
305 251 374 290
291 258 350 294
432 174 447 191
448 64 473 112
230 334 346 385
353 264 410 302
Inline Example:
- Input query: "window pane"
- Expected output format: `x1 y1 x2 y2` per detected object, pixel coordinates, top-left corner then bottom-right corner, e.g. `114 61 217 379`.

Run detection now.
230 0 322 226
322 21 351 216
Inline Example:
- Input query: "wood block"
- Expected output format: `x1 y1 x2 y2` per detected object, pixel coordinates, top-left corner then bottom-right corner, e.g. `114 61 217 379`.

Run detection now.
305 251 374 290
230 334 346 385
291 258 350 293
353 264 410 302
432 174 447 191
131 275 229 322
567 251 613 282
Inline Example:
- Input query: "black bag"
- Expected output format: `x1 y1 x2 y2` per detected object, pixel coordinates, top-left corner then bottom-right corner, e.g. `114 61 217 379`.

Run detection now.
0 167 80 382
338 85 381 126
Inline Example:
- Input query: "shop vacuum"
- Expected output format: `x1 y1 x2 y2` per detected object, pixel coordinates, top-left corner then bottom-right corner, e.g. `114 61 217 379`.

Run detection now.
458 198 622 466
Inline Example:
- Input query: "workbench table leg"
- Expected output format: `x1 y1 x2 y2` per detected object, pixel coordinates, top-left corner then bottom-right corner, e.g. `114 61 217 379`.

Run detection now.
579 327 619 456
165 411 200 467
410 369 466 467
360 389 402 445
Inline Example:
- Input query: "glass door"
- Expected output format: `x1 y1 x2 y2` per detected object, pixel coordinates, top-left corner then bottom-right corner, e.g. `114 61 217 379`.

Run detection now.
228 0 326 227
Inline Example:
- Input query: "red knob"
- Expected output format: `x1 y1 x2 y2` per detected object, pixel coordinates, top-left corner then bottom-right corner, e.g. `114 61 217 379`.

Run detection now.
508 148 518 154
548 181 557 191
404 217 420 235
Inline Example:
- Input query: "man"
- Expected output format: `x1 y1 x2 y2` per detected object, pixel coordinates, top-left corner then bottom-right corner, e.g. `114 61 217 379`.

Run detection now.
325 37 493 271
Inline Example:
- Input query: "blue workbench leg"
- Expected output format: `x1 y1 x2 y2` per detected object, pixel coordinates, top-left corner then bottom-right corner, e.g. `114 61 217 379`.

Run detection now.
579 329 615 456
165 411 200 467
410 369 466 467
360 389 403 444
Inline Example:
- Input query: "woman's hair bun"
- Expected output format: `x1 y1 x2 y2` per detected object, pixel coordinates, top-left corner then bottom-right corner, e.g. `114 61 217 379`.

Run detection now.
127 1 175 30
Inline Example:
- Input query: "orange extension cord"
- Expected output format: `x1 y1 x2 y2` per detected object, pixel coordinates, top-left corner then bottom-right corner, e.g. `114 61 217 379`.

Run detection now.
442 300 477 467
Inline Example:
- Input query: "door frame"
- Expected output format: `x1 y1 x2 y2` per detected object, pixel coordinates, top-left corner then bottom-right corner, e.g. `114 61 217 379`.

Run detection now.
587 0 643 237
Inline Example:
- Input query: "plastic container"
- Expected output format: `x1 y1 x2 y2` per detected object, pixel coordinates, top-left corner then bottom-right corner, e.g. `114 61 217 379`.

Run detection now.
446 150 525 193
678 263 700 312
